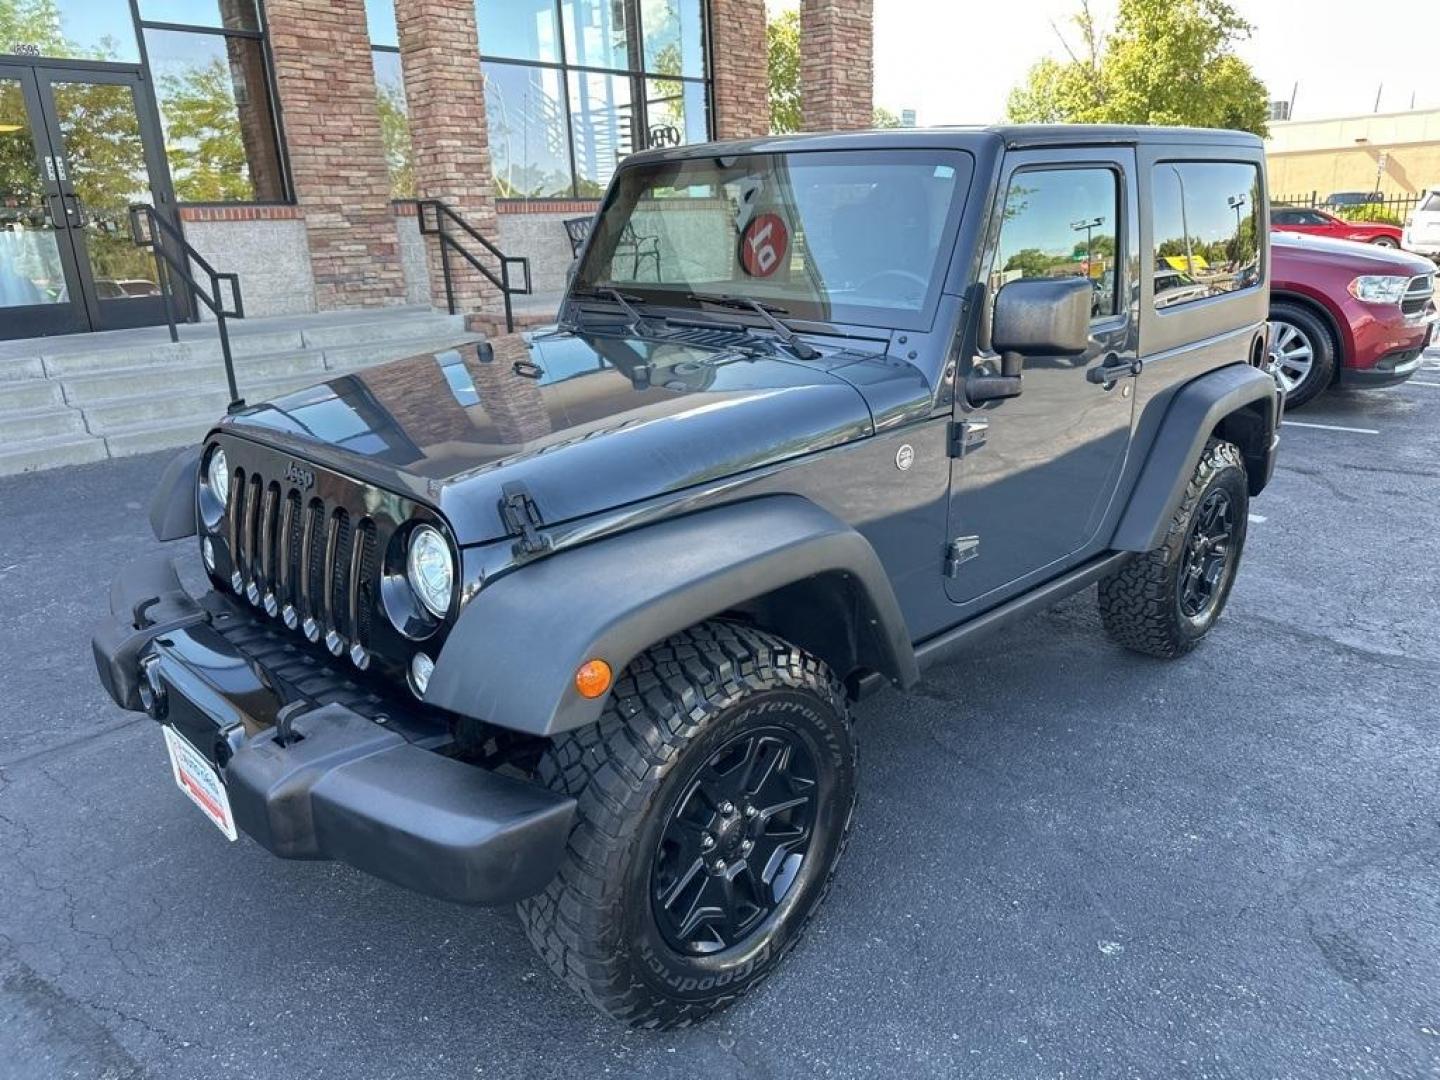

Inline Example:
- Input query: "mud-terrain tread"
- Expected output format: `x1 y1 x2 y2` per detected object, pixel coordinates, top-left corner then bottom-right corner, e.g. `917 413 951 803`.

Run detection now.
1098 439 1247 658
516 620 855 1029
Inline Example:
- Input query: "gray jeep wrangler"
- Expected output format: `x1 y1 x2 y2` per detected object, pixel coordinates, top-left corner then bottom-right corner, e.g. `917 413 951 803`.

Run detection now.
95 125 1283 1028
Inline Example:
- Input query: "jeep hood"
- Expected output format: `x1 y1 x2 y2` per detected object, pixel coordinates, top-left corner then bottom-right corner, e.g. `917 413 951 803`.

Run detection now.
218 328 881 544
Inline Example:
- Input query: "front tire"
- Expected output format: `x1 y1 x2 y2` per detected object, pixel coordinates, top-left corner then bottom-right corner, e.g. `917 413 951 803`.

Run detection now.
1098 439 1249 658
1370 236 1399 248
1268 301 1336 409
517 621 856 1029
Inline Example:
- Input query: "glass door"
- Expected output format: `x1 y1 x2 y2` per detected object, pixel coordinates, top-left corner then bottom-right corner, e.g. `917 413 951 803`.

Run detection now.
35 67 176 332
0 62 89 338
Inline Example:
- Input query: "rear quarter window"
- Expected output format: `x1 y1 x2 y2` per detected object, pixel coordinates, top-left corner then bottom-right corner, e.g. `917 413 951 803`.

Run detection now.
1152 161 1263 311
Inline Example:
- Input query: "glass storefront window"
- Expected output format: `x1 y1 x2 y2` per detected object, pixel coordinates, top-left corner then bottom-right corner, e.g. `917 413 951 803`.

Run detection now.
568 69 633 197
1 0 140 62
643 78 705 150
562 0 629 71
137 0 260 32
641 0 704 78
372 49 413 199
365 0 399 49
0 77 67 307
475 0 561 63
144 28 285 203
483 62 572 198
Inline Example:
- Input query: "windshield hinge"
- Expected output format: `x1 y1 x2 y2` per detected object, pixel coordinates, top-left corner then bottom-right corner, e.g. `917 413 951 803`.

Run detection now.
500 482 553 557
948 418 989 459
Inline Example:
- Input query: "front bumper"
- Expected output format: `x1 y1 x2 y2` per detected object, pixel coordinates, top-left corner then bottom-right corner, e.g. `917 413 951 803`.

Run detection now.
93 556 574 906
1340 321 1434 389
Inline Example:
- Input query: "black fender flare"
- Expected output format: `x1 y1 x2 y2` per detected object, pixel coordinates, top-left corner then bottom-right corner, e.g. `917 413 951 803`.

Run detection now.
425 495 919 737
149 446 201 542
1111 363 1280 553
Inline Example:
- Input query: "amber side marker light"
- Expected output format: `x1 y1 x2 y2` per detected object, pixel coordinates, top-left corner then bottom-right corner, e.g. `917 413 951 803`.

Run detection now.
575 659 612 699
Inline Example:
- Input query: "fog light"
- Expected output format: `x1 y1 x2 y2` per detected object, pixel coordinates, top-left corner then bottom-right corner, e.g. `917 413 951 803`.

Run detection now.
202 537 216 571
410 652 435 698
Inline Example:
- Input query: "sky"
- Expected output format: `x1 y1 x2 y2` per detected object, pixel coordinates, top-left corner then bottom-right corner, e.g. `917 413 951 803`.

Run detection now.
768 0 1440 126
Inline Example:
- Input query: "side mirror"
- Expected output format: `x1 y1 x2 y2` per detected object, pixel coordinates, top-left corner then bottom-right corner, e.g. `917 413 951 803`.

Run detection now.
970 277 1093 403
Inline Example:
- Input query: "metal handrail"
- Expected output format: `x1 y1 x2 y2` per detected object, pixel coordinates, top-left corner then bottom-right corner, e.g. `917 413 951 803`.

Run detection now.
414 199 532 333
128 203 246 412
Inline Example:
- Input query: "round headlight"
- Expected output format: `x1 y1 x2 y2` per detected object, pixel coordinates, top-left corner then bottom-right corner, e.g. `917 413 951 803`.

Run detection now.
406 525 454 618
206 446 230 509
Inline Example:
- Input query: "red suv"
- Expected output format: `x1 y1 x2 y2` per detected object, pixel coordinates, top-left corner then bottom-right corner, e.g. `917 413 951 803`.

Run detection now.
1271 205 1404 248
1269 232 1436 407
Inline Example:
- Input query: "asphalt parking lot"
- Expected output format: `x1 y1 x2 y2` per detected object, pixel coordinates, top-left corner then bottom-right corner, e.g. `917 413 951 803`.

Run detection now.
2 349 1439 1080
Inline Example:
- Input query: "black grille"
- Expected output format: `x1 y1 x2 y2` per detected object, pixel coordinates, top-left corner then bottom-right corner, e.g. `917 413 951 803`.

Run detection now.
227 470 377 658
1403 273 1434 318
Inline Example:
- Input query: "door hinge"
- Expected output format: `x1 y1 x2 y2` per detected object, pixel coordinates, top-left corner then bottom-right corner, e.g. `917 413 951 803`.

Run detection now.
500 481 553 557
948 418 989 458
944 536 980 578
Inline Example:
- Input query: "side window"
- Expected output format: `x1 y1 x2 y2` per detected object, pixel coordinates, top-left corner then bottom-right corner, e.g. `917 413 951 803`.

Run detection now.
1152 161 1263 310
991 167 1120 320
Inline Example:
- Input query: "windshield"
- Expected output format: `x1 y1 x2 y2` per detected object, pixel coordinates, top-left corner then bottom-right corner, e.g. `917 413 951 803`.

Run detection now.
576 149 973 329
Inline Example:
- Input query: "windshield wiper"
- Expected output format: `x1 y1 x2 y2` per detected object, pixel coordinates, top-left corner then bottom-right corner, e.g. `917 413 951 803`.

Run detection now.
687 293 821 360
569 284 655 335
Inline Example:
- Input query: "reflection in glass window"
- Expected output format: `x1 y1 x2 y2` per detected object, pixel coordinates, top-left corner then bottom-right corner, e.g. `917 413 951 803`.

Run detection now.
138 0 260 31
145 29 286 203
0 78 67 307
992 168 1119 318
372 50 414 198
563 0 630 70
483 63 573 198
1152 161 1262 309
642 0 705 77
644 78 707 150
569 70 635 196
4 0 140 61
364 0 398 48
475 0 561 63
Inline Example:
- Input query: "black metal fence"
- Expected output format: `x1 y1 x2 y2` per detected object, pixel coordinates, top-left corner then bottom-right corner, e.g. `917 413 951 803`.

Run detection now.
1272 191 1422 224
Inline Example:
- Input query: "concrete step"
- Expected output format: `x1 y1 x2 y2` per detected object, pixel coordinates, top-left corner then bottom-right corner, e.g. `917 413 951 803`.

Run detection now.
300 312 466 349
103 416 215 460
0 433 108 476
60 350 327 407
82 369 331 432
36 329 312 378
0 406 89 444
0 356 46 381
0 379 66 414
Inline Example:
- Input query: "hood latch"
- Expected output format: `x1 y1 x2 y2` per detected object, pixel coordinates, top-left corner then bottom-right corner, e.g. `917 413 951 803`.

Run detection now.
500 482 554 558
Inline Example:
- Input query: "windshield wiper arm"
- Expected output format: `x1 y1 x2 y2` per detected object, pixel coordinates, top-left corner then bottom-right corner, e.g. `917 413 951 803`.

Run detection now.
688 293 821 360
570 284 654 334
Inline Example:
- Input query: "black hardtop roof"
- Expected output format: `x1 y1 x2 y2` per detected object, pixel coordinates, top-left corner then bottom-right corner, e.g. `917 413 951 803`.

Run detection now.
627 124 1263 166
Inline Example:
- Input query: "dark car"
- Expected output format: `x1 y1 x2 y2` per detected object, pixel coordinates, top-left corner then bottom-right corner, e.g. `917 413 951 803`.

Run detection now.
1269 231 1436 407
95 126 1283 1028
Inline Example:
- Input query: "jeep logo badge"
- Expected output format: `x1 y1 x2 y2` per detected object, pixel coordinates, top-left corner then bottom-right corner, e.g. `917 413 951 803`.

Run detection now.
895 444 914 471
284 461 316 490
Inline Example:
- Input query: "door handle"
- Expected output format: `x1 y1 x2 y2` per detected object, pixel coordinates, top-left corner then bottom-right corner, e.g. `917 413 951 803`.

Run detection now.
1086 353 1142 385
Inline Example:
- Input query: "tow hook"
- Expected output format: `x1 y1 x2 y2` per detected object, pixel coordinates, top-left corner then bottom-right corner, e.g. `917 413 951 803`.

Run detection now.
137 653 167 721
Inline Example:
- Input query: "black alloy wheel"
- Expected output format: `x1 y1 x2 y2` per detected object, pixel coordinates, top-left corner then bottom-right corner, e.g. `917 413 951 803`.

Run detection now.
1178 488 1235 620
652 727 818 955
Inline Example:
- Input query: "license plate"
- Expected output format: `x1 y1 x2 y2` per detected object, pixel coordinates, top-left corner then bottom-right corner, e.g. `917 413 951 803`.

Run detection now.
162 726 237 841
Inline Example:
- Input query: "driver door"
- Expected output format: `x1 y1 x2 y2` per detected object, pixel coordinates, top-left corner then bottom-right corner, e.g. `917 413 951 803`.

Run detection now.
944 149 1140 606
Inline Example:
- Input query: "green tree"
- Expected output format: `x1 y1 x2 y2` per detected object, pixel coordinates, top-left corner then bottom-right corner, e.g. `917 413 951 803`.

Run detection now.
157 57 253 203
376 81 415 199
1006 0 1269 137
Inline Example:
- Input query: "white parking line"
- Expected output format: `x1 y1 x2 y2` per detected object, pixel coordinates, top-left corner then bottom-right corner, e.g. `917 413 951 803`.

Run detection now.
1282 420 1380 435
1247 514 1267 524
1409 380 1440 388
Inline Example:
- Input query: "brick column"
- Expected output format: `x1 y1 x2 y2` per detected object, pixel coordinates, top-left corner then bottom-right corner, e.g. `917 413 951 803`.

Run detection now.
710 0 770 139
265 0 404 308
396 0 501 314
800 0 873 132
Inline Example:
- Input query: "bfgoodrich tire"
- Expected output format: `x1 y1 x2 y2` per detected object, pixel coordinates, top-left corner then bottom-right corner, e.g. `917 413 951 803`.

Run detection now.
1098 439 1249 659
517 621 857 1029
1268 301 1336 409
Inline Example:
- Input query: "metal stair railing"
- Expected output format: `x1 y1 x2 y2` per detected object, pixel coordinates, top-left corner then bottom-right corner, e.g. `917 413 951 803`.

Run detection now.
415 199 532 333
128 203 247 413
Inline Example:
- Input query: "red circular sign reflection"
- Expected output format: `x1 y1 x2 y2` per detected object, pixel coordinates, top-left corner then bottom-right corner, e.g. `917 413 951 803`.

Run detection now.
739 213 789 278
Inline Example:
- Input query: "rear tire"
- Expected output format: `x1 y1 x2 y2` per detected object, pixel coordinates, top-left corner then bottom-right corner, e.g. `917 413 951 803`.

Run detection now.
1370 236 1399 248
1098 439 1249 659
517 621 856 1029
1268 301 1336 409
